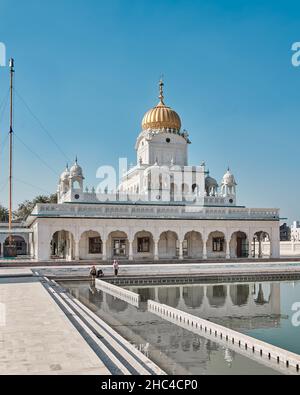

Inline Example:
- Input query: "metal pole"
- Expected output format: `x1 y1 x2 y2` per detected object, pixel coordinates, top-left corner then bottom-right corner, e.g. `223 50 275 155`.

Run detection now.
8 58 14 244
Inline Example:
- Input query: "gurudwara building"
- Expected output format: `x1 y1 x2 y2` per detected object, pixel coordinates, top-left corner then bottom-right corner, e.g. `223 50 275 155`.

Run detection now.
26 82 280 262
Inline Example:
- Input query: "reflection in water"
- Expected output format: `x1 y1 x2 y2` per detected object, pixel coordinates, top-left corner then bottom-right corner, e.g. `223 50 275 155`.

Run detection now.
106 294 128 313
255 284 270 305
230 285 249 306
183 286 204 308
59 279 300 375
88 286 103 306
206 285 227 308
158 287 180 308
137 288 156 303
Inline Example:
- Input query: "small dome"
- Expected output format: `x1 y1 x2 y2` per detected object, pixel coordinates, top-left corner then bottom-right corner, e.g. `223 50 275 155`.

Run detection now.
205 175 218 189
222 169 237 186
60 165 70 182
70 158 84 178
141 81 181 131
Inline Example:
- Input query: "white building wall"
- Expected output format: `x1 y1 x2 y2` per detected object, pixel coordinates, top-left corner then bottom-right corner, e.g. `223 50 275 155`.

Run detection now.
31 216 280 261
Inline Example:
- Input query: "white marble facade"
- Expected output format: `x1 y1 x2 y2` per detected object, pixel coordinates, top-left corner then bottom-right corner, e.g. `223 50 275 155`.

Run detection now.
26 82 280 262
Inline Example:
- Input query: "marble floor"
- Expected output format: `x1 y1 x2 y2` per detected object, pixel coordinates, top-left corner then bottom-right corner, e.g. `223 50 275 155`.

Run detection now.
0 277 109 375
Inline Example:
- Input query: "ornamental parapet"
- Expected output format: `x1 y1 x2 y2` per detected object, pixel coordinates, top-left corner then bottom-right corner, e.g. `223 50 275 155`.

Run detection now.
27 203 280 223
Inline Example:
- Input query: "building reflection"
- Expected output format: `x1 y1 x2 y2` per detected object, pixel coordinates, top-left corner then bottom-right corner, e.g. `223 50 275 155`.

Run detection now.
63 280 282 375
128 282 281 331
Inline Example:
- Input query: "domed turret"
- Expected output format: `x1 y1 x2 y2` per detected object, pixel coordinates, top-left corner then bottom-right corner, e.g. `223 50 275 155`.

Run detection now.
205 172 218 196
222 168 237 187
60 165 70 182
69 158 85 191
70 158 84 178
221 168 237 202
141 81 181 132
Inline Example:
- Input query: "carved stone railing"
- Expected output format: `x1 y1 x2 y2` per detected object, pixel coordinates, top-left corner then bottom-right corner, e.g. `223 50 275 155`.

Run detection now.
148 300 300 373
30 203 280 221
96 279 140 307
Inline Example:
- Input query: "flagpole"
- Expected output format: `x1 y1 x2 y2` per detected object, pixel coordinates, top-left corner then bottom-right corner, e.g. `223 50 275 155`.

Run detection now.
8 58 14 251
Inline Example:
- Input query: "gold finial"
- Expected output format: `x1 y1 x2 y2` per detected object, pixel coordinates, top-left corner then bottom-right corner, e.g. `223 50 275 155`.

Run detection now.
158 78 165 105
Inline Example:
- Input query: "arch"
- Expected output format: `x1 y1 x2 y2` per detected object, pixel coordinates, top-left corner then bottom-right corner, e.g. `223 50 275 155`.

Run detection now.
230 231 249 258
192 184 199 194
158 287 180 308
79 230 102 260
72 180 81 190
107 230 129 259
183 231 203 259
252 231 271 258
50 230 75 260
230 284 250 306
133 230 154 260
206 285 227 308
4 235 27 256
206 231 227 259
183 286 204 308
158 231 179 259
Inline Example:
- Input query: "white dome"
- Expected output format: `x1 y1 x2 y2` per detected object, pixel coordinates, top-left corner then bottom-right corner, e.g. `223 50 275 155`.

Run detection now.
60 166 70 182
70 159 84 178
222 169 237 186
205 175 218 189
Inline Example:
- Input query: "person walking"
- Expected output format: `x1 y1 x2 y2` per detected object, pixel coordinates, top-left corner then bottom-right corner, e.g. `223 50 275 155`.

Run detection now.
113 260 119 276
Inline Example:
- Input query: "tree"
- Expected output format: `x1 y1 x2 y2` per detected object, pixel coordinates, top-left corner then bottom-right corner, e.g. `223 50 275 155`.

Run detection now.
0 205 9 222
14 193 58 222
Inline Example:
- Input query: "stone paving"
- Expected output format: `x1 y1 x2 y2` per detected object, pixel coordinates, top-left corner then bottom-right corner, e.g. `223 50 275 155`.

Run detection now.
0 278 109 375
0 268 33 277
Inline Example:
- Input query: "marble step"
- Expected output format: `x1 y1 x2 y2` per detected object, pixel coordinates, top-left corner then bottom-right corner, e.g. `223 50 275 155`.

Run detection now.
44 279 164 375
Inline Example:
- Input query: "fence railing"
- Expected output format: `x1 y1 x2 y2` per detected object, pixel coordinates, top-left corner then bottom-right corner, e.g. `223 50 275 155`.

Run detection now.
96 279 140 307
148 299 300 373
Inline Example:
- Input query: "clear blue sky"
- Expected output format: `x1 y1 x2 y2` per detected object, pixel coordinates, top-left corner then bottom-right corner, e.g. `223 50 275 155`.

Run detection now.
0 0 299 223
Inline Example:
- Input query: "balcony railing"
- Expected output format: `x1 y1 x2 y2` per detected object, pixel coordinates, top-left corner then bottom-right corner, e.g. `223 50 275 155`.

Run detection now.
29 203 280 221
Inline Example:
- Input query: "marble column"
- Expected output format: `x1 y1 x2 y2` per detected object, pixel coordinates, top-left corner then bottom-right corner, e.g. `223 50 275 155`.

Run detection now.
129 239 134 261
102 239 107 261
179 239 184 260
154 239 159 261
226 239 231 259
203 239 207 260
74 239 80 261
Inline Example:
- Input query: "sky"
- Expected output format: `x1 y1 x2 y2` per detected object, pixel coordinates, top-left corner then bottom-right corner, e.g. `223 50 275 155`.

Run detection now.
0 0 299 223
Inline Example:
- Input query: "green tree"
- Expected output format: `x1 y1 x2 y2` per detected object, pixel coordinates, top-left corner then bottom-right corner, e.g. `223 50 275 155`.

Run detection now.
0 205 9 222
14 194 58 222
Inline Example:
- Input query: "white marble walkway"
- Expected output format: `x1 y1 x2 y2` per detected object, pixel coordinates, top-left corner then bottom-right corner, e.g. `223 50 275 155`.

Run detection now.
0 279 110 375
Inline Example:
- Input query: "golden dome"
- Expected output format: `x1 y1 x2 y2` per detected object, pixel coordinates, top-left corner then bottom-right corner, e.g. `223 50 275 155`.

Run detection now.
142 81 182 131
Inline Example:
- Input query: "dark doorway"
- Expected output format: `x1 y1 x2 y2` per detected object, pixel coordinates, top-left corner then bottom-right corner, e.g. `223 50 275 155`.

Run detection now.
236 234 248 258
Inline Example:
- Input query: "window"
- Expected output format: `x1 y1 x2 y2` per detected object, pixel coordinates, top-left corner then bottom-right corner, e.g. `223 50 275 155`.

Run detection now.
113 239 127 256
213 237 224 252
89 237 102 254
137 237 150 253
183 240 188 257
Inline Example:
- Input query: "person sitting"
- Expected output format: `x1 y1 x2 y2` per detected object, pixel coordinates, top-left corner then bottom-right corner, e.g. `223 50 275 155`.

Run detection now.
90 265 97 280
97 269 104 278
